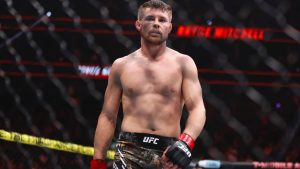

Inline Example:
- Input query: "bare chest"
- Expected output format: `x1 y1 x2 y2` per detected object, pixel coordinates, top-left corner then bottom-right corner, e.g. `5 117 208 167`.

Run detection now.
120 61 182 97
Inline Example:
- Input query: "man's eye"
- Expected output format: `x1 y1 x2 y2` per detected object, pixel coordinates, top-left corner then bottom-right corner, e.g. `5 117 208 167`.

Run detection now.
145 17 155 21
159 19 167 22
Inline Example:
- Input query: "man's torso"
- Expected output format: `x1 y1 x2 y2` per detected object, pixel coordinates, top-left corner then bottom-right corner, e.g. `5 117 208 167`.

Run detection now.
118 48 186 137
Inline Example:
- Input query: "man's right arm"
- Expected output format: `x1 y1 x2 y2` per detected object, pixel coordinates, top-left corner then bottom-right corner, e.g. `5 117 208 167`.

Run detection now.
93 59 123 161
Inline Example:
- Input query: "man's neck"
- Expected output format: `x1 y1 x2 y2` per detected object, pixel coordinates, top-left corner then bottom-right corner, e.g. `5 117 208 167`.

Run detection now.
140 39 167 60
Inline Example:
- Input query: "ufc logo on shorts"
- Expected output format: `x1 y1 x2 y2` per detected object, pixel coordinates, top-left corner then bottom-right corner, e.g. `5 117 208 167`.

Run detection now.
143 137 159 144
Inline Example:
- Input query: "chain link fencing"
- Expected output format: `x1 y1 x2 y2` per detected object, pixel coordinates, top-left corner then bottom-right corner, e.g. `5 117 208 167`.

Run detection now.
0 0 299 168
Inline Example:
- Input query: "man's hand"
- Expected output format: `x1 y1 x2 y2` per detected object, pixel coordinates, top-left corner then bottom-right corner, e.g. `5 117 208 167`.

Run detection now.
162 147 182 169
90 159 106 169
162 133 195 169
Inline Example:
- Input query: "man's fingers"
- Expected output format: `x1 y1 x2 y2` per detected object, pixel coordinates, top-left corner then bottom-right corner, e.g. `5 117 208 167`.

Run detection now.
162 148 182 169
163 146 170 156
162 158 181 169
164 162 177 169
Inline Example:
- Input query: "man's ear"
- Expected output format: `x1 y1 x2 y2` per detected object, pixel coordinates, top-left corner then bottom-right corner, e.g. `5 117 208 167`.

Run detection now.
135 20 141 31
168 22 173 34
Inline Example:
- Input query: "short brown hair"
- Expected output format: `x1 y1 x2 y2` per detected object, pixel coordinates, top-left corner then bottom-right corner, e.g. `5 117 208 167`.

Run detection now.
138 0 172 20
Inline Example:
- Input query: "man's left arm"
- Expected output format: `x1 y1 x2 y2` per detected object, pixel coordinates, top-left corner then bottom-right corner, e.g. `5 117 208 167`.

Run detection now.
163 56 206 169
181 56 206 140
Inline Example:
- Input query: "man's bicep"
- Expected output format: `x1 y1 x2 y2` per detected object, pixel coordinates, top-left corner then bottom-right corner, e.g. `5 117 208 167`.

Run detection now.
101 61 122 117
182 58 203 110
102 81 122 114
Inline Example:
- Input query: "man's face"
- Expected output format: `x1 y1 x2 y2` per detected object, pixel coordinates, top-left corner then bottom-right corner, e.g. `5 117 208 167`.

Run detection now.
136 8 172 45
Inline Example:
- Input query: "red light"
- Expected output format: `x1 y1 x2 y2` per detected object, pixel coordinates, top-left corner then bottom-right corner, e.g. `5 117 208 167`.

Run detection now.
214 27 226 39
176 25 264 41
176 25 186 37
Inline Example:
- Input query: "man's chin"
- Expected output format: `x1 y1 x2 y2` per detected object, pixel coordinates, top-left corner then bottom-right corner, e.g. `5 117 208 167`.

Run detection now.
146 37 165 45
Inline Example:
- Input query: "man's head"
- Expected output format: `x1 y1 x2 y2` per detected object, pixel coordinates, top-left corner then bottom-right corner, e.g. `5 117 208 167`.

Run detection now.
137 0 172 21
136 0 173 45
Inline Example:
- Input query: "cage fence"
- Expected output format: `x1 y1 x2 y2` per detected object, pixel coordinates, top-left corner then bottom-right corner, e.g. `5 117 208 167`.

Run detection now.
0 0 300 169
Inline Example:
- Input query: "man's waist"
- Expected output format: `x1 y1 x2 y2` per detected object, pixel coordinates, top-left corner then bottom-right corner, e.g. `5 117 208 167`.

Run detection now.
118 131 177 150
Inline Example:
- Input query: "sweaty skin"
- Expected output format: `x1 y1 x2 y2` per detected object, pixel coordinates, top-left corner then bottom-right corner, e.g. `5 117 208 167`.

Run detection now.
120 48 185 137
93 7 206 169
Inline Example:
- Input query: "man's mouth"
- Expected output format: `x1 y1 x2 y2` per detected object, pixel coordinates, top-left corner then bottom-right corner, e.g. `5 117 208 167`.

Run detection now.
149 31 161 36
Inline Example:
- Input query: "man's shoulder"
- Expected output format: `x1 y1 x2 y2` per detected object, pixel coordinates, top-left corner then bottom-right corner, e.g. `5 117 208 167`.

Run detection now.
167 48 193 64
167 47 190 59
114 50 139 63
111 50 139 71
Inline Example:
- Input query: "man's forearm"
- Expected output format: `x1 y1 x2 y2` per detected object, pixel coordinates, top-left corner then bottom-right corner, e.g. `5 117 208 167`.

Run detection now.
164 107 205 168
183 108 206 140
93 114 116 159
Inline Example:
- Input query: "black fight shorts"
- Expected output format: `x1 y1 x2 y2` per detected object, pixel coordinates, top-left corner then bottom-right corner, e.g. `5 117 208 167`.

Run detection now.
113 132 176 169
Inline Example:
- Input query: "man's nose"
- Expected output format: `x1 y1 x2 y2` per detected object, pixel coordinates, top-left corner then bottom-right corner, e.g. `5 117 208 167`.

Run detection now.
153 19 160 28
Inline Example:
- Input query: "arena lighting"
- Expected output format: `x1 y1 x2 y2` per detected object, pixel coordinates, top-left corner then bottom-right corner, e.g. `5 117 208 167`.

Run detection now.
1 60 300 88
1 16 299 43
78 65 111 78
176 25 264 40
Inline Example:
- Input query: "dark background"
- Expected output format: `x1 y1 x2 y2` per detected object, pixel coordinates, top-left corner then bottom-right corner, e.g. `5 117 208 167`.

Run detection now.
0 0 299 168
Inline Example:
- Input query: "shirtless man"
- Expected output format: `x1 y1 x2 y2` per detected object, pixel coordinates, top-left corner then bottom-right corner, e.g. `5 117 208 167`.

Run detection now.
91 0 206 169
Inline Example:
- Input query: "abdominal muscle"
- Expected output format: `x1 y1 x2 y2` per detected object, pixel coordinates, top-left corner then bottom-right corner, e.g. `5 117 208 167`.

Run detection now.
120 94 182 138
